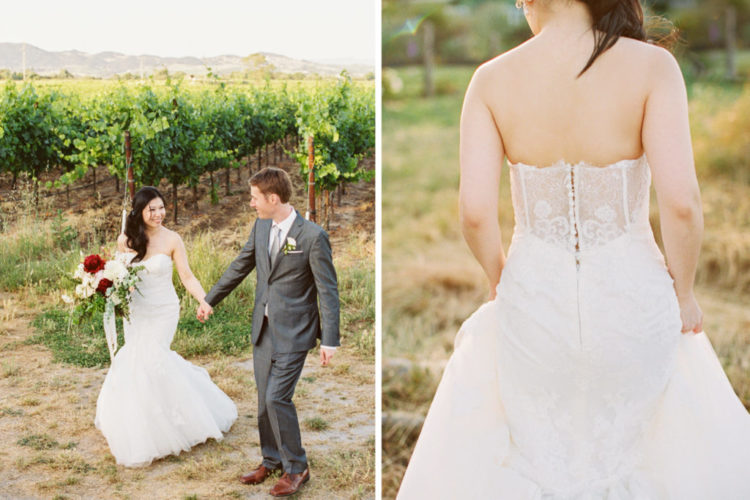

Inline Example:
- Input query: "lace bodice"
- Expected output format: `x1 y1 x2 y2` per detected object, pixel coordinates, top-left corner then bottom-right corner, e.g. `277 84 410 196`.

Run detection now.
508 154 651 253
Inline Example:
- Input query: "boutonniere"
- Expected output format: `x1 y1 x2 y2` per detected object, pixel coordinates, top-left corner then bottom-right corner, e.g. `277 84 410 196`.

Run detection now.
282 237 297 255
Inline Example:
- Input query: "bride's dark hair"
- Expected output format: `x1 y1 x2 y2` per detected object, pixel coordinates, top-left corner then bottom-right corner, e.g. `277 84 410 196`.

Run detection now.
124 186 165 262
576 0 678 76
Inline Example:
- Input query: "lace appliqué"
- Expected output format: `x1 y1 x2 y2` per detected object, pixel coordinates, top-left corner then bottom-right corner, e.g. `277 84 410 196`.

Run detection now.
509 155 650 253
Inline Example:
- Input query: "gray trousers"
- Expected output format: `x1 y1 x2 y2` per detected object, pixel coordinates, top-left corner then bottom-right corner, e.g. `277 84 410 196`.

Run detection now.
254 318 309 474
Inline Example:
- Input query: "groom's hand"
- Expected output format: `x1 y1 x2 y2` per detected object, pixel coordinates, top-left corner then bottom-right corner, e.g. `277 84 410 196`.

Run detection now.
320 346 335 367
197 301 214 323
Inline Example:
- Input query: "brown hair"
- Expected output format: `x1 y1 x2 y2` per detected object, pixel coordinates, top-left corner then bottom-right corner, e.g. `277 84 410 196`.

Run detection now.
576 0 678 77
250 167 293 203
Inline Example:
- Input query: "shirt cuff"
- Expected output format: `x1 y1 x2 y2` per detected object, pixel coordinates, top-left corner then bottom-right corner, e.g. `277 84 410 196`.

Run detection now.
321 345 337 351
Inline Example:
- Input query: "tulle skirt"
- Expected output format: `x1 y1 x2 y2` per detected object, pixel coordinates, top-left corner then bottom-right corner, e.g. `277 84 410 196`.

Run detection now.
95 303 238 467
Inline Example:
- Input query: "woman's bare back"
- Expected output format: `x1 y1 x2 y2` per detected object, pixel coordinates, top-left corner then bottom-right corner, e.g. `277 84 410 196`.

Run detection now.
476 33 666 167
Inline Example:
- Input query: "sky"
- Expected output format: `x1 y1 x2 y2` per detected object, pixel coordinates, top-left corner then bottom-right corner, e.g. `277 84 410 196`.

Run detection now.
0 0 376 65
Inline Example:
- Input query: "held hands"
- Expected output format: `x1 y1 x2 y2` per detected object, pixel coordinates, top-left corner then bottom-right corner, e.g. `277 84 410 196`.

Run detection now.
677 291 703 334
196 300 214 323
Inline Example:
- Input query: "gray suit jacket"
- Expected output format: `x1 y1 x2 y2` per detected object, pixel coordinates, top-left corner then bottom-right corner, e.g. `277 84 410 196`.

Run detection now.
205 211 340 353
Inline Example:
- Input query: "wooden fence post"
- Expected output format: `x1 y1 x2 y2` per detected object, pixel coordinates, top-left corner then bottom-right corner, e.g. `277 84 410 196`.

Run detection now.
307 136 315 222
125 131 134 199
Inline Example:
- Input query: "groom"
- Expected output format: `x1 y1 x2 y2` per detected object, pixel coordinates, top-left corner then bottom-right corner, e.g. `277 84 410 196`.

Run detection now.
197 167 340 497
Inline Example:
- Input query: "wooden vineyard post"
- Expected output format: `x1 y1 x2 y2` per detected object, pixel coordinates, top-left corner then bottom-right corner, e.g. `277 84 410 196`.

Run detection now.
307 136 316 222
125 131 134 199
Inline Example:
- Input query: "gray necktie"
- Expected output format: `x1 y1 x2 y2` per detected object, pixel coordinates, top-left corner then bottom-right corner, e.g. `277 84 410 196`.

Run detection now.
270 225 281 267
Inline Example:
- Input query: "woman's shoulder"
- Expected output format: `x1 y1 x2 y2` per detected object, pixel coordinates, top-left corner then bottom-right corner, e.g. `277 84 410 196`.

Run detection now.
158 226 184 248
472 41 530 80
468 37 547 94
589 36 678 84
611 36 677 66
610 38 683 92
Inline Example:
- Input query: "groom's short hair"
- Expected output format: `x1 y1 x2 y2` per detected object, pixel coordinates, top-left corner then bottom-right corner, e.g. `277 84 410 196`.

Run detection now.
250 167 293 203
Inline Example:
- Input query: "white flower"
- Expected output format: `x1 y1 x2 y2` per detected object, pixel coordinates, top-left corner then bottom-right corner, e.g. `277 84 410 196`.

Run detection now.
286 237 296 247
109 293 122 306
75 283 95 299
116 252 136 265
103 260 127 282
73 263 85 281
80 272 96 288
61 294 74 304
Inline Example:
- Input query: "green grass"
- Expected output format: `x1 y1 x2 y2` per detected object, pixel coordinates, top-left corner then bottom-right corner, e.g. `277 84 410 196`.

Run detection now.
17 434 59 450
27 229 256 366
683 49 750 83
14 209 373 366
303 416 330 431
0 407 24 417
30 309 116 367
337 234 376 359
0 221 83 294
384 65 473 101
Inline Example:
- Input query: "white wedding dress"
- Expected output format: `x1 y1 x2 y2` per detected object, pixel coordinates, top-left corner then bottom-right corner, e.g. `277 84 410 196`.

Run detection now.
397 155 750 499
95 253 238 467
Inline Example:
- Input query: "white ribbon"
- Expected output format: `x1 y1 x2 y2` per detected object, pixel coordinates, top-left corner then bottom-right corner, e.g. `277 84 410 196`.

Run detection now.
103 299 118 362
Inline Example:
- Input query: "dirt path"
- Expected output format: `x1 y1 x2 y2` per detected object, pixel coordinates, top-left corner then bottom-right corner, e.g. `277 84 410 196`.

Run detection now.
0 292 374 500
0 152 375 499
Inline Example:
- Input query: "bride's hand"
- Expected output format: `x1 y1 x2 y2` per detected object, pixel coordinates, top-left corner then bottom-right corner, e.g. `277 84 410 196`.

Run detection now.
196 301 213 323
487 284 498 302
486 276 500 302
677 292 703 334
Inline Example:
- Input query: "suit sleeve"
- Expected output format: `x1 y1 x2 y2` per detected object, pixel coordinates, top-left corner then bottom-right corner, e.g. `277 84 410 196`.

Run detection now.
205 220 257 307
309 229 340 347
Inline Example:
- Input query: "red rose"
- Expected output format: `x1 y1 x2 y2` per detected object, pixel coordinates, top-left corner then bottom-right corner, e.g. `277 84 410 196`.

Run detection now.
83 254 106 274
96 278 113 295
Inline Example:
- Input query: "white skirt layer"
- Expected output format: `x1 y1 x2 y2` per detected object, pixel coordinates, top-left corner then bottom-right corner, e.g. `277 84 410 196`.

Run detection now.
397 301 750 499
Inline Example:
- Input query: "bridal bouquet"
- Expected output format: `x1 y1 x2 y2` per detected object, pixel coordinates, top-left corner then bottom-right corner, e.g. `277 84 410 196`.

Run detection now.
63 252 143 322
63 252 143 361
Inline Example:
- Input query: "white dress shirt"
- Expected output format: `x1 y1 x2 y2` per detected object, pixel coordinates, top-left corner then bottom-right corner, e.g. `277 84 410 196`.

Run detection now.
267 206 336 353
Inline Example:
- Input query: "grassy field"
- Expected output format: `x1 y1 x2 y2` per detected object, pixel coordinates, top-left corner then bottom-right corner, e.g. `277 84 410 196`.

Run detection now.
0 149 375 499
382 65 750 499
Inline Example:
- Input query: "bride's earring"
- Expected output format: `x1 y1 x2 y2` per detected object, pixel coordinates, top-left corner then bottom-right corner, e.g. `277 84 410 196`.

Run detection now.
515 0 532 15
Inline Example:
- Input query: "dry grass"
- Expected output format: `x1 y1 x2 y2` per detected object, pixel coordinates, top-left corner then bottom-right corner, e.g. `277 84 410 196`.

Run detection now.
0 310 374 499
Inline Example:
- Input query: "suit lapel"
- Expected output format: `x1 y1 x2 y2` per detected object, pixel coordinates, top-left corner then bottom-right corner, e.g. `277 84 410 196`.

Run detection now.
258 218 272 275
269 211 305 278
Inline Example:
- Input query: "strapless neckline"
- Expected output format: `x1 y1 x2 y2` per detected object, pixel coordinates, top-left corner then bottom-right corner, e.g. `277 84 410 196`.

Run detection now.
507 153 647 171
119 252 172 265
140 253 171 264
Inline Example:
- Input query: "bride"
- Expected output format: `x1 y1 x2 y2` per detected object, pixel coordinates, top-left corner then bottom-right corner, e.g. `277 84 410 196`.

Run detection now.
397 0 750 498
95 186 237 467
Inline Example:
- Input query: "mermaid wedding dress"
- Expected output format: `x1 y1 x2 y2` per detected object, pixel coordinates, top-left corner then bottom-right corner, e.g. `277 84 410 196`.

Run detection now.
397 155 750 499
95 253 238 467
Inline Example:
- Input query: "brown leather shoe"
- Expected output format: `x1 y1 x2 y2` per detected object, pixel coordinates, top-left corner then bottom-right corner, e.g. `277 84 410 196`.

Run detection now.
269 468 310 497
239 464 279 485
